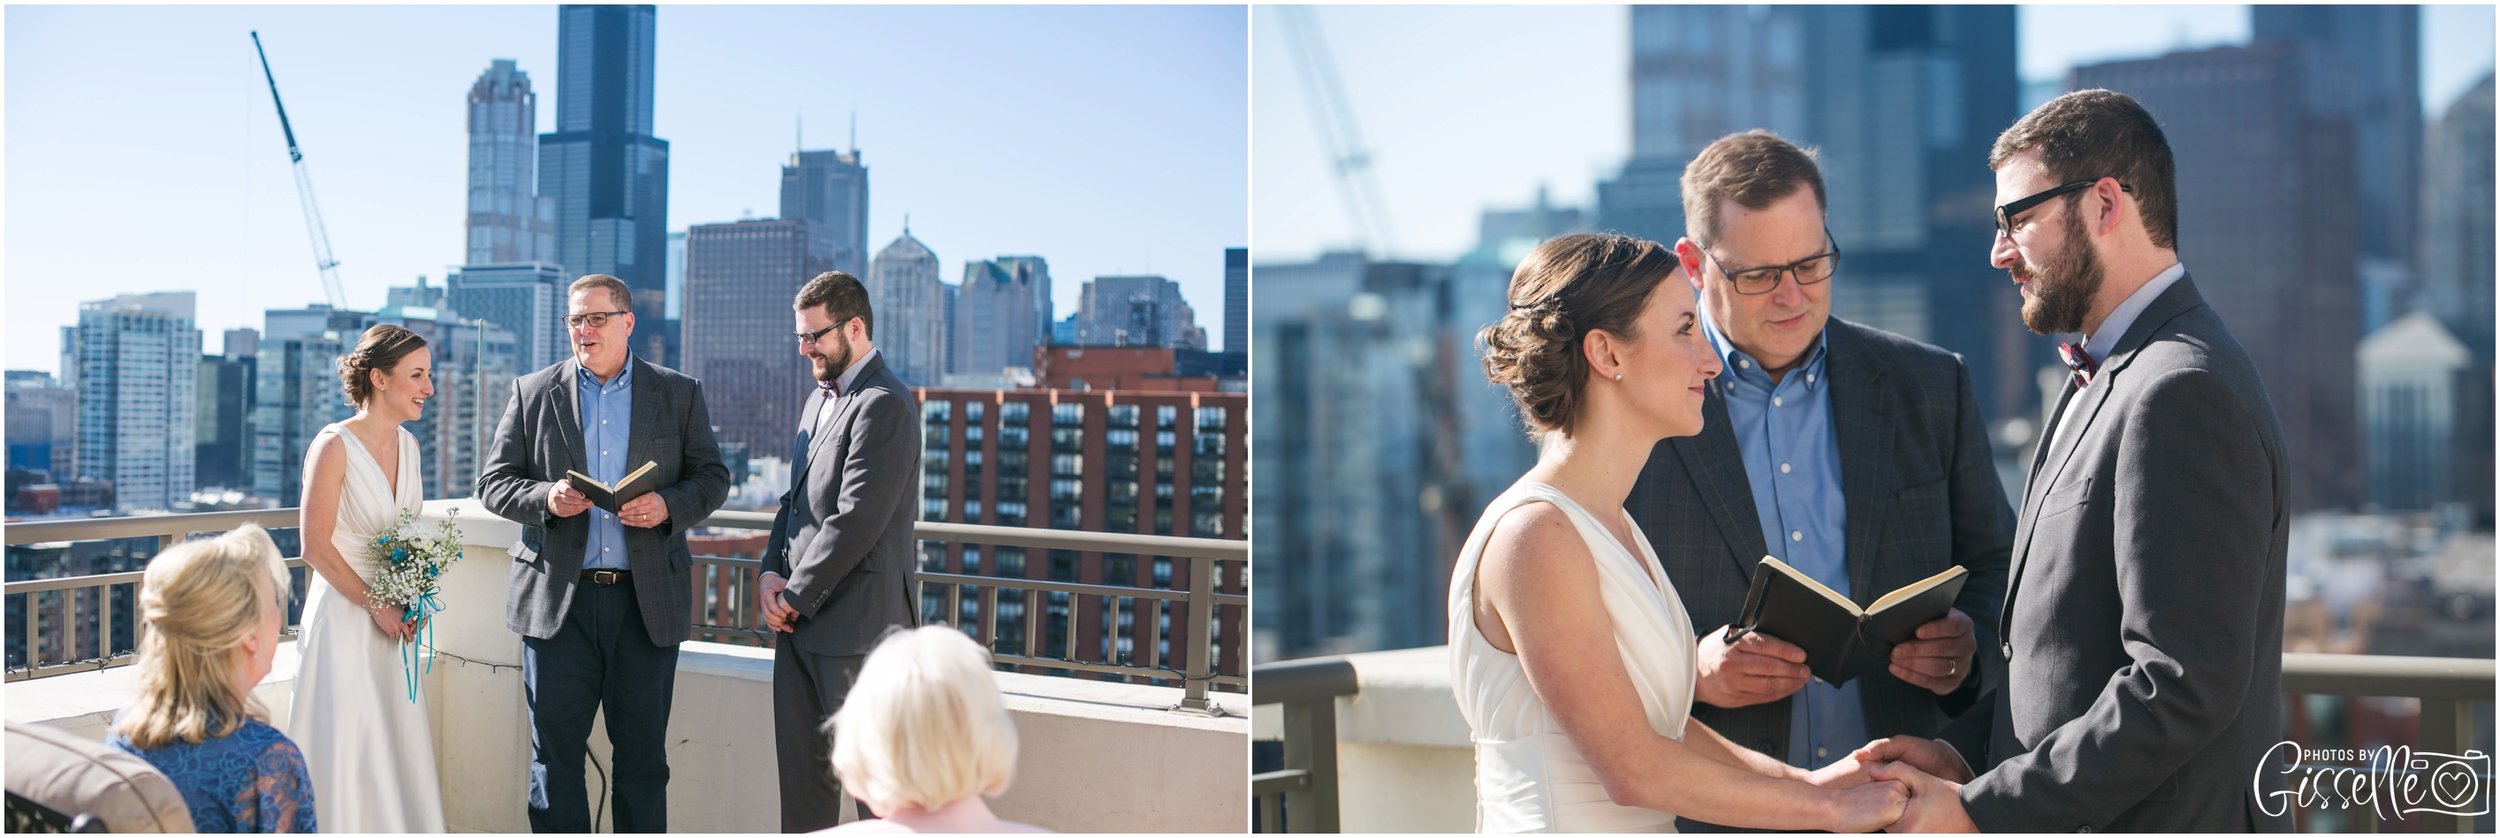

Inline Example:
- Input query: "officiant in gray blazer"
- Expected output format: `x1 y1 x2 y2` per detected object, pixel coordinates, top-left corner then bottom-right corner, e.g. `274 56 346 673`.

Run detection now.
758 270 923 832
1860 90 2292 832
477 273 732 833
1622 131 2015 832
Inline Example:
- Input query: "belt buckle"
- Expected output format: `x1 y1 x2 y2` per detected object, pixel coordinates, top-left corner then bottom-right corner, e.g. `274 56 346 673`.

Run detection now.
589 570 622 586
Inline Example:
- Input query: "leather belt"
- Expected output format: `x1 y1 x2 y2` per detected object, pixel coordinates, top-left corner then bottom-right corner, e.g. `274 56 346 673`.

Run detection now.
581 569 632 586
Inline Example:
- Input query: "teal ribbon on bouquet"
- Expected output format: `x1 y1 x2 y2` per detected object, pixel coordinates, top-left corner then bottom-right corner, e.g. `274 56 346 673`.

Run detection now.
399 591 445 703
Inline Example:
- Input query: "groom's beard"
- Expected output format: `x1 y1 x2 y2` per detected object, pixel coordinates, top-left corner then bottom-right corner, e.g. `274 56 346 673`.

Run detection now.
812 342 849 384
2017 208 2105 336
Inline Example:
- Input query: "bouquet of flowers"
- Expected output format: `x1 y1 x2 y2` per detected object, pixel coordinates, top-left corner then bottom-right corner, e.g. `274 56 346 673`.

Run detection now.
366 507 463 703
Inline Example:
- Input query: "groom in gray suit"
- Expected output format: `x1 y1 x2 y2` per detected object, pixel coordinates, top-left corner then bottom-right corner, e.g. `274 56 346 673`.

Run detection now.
478 274 732 833
759 270 923 831
1624 130 2015 832
1861 89 2292 831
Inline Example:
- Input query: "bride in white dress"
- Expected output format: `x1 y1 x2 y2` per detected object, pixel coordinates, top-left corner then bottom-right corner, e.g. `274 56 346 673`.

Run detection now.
286 324 449 832
1451 233 1907 832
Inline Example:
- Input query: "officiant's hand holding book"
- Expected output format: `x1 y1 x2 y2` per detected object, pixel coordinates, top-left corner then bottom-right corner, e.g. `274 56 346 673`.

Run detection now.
1726 557 1968 687
564 461 660 515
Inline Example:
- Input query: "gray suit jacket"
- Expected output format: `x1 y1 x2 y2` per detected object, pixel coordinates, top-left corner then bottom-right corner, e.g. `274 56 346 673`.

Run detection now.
765 352 923 657
477 357 732 647
1948 276 2293 831
1626 318 2014 832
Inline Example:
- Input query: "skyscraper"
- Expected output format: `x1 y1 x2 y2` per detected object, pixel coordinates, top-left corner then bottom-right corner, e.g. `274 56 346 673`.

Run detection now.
2253 6 2421 268
1800 6 2029 426
781 149 870 276
251 332 355 503
195 341 256 492
541 4 671 364
2076 43 2363 513
867 228 947 386
2420 73 2496 355
6 371 77 482
1074 275 1206 350
2359 313 2472 512
1223 247 1247 355
1598 5 1807 245
467 59 555 265
2417 72 2496 520
1252 254 1468 659
954 258 1048 376
72 292 200 512
448 263 568 372
682 218 835 456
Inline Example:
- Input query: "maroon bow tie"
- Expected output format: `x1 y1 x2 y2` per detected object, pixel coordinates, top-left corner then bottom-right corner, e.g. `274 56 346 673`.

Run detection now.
2058 342 2099 388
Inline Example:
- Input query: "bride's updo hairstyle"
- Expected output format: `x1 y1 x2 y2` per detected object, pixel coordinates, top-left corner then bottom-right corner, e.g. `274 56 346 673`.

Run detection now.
1479 232 1679 437
337 324 428 409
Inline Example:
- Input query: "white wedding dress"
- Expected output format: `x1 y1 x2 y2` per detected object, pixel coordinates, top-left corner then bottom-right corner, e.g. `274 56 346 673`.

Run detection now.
285 423 449 832
1449 481 1698 833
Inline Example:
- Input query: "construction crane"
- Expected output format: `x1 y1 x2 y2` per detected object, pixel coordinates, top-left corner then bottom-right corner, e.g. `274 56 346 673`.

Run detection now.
250 31 348 309
1276 6 1398 258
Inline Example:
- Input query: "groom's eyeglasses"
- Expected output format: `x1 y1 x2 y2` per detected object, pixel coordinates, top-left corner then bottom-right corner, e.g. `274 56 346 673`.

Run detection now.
794 317 858 344
1996 178 2132 240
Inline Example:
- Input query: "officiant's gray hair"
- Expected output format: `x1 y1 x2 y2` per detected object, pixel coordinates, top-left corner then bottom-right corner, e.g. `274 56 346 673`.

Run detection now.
823 626 1019 813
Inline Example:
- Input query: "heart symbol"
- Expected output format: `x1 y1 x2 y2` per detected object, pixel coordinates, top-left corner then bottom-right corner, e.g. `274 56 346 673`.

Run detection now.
2434 767 2473 804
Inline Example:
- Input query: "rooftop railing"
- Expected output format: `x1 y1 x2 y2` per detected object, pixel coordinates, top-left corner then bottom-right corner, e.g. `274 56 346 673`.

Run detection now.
1252 648 2496 833
6 506 1246 713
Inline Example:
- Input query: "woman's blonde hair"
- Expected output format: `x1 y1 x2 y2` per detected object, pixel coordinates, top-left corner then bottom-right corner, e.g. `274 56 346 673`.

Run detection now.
111 524 289 750
825 626 1020 813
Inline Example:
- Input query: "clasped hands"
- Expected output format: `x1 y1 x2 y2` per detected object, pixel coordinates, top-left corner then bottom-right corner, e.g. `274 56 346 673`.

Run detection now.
1808 735 1979 832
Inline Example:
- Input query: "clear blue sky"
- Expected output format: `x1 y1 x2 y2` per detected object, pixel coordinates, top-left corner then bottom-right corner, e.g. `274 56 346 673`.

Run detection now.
5 4 1249 374
1254 4 2496 265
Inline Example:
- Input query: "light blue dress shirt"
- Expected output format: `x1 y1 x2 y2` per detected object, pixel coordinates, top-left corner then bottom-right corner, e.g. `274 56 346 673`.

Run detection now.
576 357 635 571
1699 305 1867 769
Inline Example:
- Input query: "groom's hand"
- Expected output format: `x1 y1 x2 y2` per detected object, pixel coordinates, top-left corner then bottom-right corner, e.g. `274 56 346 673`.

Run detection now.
1851 736 1974 784
1696 626 1811 708
1889 608 1976 695
1866 761 1977 832
757 572 797 632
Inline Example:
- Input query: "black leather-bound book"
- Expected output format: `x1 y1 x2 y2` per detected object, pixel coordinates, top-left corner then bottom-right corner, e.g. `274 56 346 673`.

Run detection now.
1730 557 1967 687
565 461 660 515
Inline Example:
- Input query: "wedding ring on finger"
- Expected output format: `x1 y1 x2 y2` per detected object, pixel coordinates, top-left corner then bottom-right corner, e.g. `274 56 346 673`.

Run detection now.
1946 661 1958 677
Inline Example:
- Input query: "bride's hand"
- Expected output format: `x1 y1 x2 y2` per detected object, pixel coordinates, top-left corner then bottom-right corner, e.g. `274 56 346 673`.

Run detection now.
366 604 410 641
1822 778 1909 833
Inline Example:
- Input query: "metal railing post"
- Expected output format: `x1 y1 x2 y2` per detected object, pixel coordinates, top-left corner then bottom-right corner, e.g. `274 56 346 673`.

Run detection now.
1178 554 1215 712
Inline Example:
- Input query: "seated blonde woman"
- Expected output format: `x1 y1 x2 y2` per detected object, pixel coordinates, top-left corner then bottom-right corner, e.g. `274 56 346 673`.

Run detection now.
817 626 1046 834
106 524 316 833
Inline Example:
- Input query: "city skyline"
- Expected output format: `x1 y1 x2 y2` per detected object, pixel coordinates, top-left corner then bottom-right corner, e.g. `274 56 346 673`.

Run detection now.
1252 4 2495 265
5 4 1249 377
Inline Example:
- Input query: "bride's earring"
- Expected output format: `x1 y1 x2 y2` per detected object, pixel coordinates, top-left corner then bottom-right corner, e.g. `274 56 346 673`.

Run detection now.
1614 373 1624 382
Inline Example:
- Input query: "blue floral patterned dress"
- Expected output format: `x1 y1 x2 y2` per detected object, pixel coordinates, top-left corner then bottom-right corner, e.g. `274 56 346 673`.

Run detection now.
108 717 316 833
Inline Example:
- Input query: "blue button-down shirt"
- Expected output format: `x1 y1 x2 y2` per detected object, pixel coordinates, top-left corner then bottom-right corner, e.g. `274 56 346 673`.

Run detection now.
1700 305 1866 769
576 357 635 570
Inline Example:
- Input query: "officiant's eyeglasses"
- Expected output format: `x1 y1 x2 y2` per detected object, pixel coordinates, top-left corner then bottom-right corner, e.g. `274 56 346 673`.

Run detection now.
563 310 630 329
1696 228 1840 296
1996 179 2132 240
795 317 859 344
